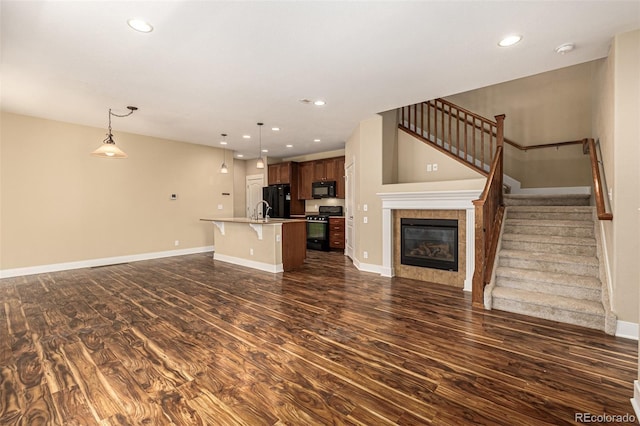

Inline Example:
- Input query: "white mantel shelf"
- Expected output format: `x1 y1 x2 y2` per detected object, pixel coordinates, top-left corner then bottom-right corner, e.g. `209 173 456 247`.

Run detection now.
377 190 482 291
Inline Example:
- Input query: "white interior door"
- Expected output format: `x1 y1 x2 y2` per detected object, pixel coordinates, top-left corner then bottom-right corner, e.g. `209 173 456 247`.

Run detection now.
246 174 265 219
345 161 355 259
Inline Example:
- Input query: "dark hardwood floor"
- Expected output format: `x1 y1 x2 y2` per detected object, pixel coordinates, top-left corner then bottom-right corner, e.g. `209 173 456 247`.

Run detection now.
0 250 637 425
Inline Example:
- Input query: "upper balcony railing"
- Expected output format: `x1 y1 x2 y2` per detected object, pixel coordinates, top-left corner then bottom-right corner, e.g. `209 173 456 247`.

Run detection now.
399 98 502 175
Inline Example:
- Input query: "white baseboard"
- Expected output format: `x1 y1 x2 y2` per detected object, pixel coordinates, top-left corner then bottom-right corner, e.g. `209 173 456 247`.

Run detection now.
510 186 591 195
0 246 214 279
353 258 384 275
616 320 639 340
213 253 283 273
631 381 640 422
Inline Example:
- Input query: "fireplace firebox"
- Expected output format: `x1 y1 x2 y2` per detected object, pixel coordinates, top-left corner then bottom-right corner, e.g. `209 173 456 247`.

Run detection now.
400 218 458 271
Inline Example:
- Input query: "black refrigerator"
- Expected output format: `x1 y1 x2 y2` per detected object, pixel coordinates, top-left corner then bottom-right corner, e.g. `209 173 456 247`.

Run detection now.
262 184 291 218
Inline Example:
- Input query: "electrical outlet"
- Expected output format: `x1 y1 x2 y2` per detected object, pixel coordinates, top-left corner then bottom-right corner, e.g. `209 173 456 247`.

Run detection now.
608 188 613 201
363 251 368 259
363 204 368 211
276 235 281 242
432 163 438 171
170 194 178 200
218 204 223 210
250 248 254 256
174 240 179 246
363 216 368 224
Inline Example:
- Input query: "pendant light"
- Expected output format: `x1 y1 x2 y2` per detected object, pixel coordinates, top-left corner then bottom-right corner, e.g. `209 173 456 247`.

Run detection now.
256 122 265 169
91 106 137 158
220 133 229 174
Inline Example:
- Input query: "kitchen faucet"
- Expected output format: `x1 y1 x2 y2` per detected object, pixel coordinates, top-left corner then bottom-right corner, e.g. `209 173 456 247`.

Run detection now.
254 200 271 222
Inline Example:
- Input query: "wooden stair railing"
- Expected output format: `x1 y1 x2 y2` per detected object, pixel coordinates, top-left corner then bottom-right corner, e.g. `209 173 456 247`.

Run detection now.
399 99 506 308
397 97 613 307
399 98 501 176
472 116 505 308
585 138 613 221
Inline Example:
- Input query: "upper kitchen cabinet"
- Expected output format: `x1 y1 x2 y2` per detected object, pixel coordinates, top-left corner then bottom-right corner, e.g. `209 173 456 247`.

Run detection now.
298 156 346 200
268 162 292 185
298 161 314 200
313 157 341 182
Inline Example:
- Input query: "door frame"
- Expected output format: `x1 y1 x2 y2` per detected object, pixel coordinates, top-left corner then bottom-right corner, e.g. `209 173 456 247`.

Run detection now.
345 159 355 260
246 174 265 219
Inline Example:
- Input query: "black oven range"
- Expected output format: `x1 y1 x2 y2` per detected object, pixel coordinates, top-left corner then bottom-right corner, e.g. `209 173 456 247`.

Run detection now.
306 206 343 251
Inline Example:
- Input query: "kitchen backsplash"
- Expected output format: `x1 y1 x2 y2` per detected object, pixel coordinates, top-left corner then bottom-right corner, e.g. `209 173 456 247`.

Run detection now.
305 198 345 213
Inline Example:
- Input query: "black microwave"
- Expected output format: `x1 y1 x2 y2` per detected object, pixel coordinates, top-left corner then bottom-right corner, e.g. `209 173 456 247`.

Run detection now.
312 181 336 198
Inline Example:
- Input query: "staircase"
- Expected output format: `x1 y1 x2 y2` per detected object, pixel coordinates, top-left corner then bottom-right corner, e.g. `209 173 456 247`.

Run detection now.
485 194 616 334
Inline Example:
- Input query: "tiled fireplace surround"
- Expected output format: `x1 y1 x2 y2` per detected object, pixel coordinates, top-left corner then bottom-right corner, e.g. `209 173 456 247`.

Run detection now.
378 190 481 291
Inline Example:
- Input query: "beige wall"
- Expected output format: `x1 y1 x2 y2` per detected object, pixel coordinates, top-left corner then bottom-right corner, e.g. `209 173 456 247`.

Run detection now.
396 130 483 183
446 61 599 188
381 110 399 185
592 30 640 325
512 144 592 188
612 30 639 325
233 159 247 217
0 112 233 270
446 61 598 145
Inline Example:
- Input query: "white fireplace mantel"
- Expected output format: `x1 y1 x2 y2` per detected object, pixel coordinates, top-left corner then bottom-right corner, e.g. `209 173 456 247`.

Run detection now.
377 190 481 291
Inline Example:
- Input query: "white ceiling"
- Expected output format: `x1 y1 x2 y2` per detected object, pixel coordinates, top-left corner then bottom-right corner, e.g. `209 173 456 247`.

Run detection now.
2 1 639 159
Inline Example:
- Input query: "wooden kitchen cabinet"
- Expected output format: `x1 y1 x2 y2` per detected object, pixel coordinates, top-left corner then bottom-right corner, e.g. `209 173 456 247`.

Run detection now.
329 217 345 250
298 161 314 200
296 156 346 200
268 162 291 185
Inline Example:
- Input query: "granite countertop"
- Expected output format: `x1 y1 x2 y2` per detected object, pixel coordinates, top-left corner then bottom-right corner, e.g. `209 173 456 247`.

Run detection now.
200 217 307 224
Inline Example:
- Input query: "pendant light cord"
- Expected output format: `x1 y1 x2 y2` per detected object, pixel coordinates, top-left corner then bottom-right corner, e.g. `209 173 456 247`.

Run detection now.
105 106 138 144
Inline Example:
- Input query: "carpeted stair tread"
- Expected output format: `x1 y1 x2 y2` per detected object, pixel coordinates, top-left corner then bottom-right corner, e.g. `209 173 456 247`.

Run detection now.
505 218 593 228
499 249 598 266
507 205 594 213
506 210 593 221
501 233 595 247
487 192 614 333
495 266 601 289
491 287 605 330
492 287 604 314
504 194 590 207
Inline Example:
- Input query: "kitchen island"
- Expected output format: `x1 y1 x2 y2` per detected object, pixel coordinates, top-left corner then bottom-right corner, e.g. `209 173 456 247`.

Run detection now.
200 217 307 272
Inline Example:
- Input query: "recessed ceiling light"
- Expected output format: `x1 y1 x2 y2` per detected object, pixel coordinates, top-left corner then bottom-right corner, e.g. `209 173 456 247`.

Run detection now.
314 100 326 106
242 135 251 139
555 43 575 54
261 149 269 153
127 19 153 33
236 154 244 158
220 141 227 145
286 144 293 148
313 139 321 142
271 127 280 131
498 34 522 47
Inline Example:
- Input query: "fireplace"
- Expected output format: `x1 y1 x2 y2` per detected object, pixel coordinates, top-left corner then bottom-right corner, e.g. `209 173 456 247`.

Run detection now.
400 218 458 271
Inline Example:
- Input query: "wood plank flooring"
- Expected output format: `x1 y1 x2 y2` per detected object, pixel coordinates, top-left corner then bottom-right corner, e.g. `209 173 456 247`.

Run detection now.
0 250 637 425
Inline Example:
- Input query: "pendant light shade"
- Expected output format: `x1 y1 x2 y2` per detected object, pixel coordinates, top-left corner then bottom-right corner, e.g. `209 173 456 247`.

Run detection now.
91 106 137 158
256 122 265 169
220 133 229 173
